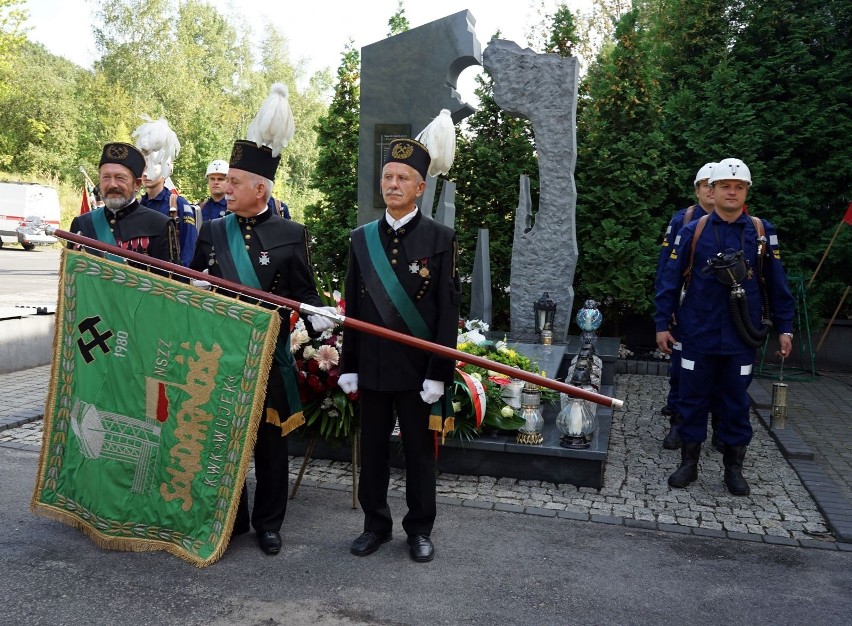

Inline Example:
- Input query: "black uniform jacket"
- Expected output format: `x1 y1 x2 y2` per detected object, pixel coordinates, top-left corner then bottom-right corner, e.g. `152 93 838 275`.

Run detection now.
342 211 461 392
189 210 321 305
190 210 323 411
68 200 179 264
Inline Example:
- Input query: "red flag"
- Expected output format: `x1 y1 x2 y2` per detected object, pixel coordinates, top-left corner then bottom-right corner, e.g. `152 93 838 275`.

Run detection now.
843 201 852 226
80 185 91 214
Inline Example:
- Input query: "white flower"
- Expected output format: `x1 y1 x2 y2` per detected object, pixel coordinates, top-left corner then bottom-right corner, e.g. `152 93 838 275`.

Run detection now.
501 405 515 418
314 344 340 371
470 372 482 382
458 329 487 346
328 409 340 419
290 329 311 351
464 319 489 332
321 397 333 409
302 346 317 360
452 401 462 412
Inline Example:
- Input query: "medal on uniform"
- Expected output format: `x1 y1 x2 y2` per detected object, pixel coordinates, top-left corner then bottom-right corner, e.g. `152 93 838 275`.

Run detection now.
418 258 429 279
259 251 270 266
409 261 420 274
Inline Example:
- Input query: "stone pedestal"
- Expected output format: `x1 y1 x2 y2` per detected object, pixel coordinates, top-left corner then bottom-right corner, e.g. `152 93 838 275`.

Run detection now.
290 337 621 489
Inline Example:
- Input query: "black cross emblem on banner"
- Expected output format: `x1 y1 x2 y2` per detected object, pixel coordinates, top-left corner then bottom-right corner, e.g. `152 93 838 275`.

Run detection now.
77 316 113 364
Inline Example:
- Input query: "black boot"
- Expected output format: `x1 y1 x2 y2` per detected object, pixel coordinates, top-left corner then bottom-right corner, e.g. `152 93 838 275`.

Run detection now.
668 441 701 488
710 414 724 453
723 445 750 496
662 413 683 450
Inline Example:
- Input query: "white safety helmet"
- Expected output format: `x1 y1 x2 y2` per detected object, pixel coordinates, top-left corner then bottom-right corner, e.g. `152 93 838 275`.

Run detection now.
709 158 752 186
694 162 717 186
206 159 229 178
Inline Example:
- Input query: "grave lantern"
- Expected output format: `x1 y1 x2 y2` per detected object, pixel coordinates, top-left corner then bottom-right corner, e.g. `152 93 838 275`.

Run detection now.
516 381 544 445
534 292 556 342
556 395 597 449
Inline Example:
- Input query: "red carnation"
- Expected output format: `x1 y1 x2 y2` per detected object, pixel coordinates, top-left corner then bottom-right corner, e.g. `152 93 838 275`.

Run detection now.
307 359 320 373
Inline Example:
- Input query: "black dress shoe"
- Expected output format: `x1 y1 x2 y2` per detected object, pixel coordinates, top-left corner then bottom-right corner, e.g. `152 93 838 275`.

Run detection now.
350 531 392 556
407 534 434 563
258 530 282 555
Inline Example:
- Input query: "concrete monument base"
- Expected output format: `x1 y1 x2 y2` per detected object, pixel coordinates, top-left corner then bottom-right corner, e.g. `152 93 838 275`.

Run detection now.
290 337 619 489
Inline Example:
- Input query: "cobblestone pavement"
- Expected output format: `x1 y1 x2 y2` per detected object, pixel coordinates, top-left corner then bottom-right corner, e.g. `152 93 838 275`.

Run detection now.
752 371 852 504
2 371 839 548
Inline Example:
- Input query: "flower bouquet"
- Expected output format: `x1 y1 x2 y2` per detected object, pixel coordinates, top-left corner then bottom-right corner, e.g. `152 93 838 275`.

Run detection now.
452 320 548 440
290 285 358 444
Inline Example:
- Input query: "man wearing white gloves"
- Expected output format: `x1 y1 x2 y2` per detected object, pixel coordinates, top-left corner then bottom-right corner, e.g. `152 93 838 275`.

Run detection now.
190 87 336 556
340 135 460 563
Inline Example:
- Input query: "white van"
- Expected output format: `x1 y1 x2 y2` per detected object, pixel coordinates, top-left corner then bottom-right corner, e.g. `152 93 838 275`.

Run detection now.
0 181 61 250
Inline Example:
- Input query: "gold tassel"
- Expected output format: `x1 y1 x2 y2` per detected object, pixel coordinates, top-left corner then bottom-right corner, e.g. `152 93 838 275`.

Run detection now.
265 407 281 427
280 412 304 436
265 408 305 436
441 417 455 444
429 413 443 432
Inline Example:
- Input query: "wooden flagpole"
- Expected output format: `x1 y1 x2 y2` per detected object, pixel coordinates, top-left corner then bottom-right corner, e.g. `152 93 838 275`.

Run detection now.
808 202 852 290
52 229 625 410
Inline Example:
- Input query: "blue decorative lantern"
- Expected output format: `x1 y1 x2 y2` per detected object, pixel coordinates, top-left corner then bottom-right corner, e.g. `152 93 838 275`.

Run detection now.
575 299 603 343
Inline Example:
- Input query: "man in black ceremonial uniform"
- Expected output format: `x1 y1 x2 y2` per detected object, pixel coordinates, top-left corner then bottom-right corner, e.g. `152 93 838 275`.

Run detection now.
69 142 179 264
340 137 461 563
190 138 334 556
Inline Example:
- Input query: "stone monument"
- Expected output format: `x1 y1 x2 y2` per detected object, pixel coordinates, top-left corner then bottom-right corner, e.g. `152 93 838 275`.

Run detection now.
357 10 482 226
483 39 580 341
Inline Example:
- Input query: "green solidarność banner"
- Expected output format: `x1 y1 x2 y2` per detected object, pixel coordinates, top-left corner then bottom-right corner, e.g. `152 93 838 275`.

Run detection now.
31 249 281 567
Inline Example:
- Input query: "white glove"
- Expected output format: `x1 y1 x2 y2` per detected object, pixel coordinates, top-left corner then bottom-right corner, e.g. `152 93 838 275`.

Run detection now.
190 279 211 290
420 378 445 405
308 306 338 332
339 373 358 394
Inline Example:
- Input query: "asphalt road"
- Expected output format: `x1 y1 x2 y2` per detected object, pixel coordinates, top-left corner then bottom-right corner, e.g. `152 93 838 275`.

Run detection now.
3 446 851 626
0 247 60 301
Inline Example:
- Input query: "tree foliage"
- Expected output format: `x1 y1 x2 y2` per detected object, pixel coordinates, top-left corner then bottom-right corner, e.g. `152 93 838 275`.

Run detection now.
0 0 330 218
387 0 410 37
304 42 360 282
574 7 670 327
454 73 538 328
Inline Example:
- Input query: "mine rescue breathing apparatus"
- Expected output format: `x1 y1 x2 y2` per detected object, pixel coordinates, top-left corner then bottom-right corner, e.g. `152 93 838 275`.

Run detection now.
680 158 789 427
682 159 774 349
680 214 773 349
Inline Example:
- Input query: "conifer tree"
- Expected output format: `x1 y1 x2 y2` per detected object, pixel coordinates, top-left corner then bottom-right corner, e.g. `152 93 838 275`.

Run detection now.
304 42 360 282
574 8 670 325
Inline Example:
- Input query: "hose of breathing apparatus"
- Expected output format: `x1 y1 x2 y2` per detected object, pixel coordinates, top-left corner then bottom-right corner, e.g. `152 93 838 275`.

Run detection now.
703 233 773 348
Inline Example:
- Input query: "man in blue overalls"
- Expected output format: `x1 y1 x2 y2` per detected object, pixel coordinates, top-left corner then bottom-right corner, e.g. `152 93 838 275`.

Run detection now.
655 158 795 496
655 163 724 452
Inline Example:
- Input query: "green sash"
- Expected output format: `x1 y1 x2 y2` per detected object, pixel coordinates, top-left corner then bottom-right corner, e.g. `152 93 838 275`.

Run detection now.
363 220 431 339
361 220 453 437
211 214 302 433
89 208 125 263
223 214 262 289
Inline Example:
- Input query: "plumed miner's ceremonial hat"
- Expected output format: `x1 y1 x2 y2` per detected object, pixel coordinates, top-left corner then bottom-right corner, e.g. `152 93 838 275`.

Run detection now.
99 142 146 179
230 83 295 181
132 116 181 181
382 109 457 180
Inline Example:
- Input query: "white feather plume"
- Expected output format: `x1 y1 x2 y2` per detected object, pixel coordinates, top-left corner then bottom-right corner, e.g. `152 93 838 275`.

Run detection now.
246 83 295 157
416 109 456 177
132 116 180 180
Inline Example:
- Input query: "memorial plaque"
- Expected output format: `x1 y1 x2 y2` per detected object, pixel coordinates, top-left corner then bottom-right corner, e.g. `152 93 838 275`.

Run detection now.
373 124 411 208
